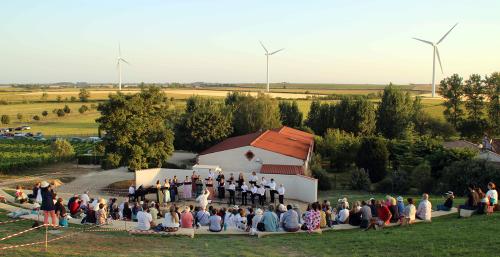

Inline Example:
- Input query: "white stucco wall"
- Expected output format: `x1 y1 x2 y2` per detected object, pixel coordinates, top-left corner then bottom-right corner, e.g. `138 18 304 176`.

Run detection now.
135 168 318 203
197 146 304 173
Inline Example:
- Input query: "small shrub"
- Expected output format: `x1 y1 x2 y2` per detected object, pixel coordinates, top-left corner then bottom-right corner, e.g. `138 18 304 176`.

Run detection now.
33 115 40 121
56 109 65 117
350 168 371 191
42 110 48 117
51 139 75 160
63 105 71 114
313 167 332 191
1 115 10 124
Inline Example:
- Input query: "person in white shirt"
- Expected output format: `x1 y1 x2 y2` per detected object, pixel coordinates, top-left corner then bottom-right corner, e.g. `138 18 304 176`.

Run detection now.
335 203 350 224
486 182 498 207
416 193 432 221
162 206 180 232
207 170 215 181
136 207 153 230
268 179 277 203
128 185 136 202
196 189 210 210
224 208 236 228
80 191 90 206
258 186 266 206
277 184 285 204
260 177 268 203
228 181 236 205
402 198 417 225
250 185 258 205
241 183 248 205
249 172 258 186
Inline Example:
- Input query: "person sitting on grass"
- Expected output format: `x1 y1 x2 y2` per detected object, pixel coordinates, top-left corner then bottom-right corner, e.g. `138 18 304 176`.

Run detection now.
396 196 405 215
149 202 159 225
136 206 152 230
163 205 180 232
349 201 362 226
477 188 489 215
55 197 68 227
195 207 210 226
96 203 108 226
235 208 247 230
437 191 454 211
386 196 400 223
69 196 82 218
416 193 432 221
208 208 222 232
458 184 480 216
250 208 264 234
401 198 416 225
369 198 377 217
281 204 300 232
302 203 321 232
365 200 392 230
261 204 279 232
360 201 372 229
15 185 28 204
181 206 194 228
334 202 349 225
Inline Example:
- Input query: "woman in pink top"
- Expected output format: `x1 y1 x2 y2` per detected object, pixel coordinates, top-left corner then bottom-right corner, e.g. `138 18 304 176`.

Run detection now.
180 206 194 228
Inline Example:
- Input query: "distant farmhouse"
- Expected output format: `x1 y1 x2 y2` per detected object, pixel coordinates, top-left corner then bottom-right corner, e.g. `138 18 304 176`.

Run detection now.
443 139 500 163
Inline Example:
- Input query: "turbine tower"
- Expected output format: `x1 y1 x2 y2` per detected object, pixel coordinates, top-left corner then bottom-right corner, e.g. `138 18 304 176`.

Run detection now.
259 41 284 92
116 44 129 91
413 23 458 98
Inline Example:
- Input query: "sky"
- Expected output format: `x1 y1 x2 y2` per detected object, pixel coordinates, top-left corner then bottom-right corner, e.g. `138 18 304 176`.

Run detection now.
0 0 499 85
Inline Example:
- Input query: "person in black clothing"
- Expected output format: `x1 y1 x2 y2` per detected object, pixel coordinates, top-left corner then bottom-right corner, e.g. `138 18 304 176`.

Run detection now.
437 191 454 211
122 202 132 220
228 181 236 205
458 184 480 216
218 178 226 200
369 198 377 217
40 182 57 227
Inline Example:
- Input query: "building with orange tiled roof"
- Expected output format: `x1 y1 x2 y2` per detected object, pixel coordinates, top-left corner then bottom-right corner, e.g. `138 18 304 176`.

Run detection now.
197 126 314 176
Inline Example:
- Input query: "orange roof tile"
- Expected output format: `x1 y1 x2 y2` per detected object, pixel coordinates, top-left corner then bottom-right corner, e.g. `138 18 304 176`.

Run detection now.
260 164 305 175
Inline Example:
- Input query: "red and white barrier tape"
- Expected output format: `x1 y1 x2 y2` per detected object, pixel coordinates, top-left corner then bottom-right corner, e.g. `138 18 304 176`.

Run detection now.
0 239 45 250
0 219 26 225
0 224 45 241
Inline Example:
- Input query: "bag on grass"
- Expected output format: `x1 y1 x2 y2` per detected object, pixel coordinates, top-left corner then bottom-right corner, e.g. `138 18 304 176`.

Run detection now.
257 222 265 232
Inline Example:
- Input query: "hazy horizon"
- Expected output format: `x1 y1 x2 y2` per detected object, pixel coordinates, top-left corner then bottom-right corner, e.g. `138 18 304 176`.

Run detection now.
1 0 499 85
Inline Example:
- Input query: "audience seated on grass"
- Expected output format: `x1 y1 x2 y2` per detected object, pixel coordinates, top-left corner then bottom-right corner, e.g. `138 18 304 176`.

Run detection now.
302 202 320 232
360 201 372 229
136 206 153 231
348 201 362 227
15 186 28 204
181 206 194 228
162 205 180 232
261 205 279 232
208 208 222 232
281 205 300 232
401 198 416 225
458 184 480 217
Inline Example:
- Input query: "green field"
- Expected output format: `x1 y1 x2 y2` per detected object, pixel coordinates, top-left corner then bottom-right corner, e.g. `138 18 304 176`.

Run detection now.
0 207 497 256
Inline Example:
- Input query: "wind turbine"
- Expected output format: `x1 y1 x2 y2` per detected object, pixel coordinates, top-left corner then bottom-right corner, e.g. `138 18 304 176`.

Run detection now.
413 23 458 98
116 43 129 91
259 41 284 92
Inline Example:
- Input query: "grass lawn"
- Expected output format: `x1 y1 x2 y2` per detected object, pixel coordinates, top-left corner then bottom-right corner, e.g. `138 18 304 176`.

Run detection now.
0 209 498 256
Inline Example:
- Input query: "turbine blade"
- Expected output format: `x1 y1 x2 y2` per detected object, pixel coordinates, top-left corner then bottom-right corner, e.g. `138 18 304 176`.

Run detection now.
435 47 444 74
118 43 122 57
117 60 120 69
270 48 284 55
121 58 130 65
259 41 269 53
412 37 433 45
437 23 458 45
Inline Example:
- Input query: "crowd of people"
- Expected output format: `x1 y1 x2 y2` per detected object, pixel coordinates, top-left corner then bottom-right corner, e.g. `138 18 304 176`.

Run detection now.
12 178 498 234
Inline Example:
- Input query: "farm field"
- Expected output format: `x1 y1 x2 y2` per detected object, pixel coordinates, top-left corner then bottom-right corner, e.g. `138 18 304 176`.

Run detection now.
1 94 446 136
0 204 498 256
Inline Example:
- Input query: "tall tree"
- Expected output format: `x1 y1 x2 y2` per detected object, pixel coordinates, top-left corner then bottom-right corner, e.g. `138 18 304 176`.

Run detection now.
96 87 174 170
355 136 389 183
376 85 413 139
79 88 90 102
460 74 487 138
279 101 303 128
334 96 376 136
485 72 500 135
176 96 233 152
439 74 465 128
305 100 321 133
229 93 282 135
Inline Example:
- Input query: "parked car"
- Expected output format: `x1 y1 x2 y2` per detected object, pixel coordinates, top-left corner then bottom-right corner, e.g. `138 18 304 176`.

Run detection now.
70 137 85 143
21 125 31 130
87 137 102 143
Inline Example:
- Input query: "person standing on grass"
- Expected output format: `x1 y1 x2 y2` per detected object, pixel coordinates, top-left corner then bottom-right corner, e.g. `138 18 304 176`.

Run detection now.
486 182 498 211
197 189 210 211
128 184 136 202
40 181 58 228
416 193 432 221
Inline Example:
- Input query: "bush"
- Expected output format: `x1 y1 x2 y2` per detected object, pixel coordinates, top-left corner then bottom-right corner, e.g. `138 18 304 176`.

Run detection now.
16 113 23 121
375 177 393 194
350 168 371 191
51 139 75 160
42 110 48 117
439 159 500 196
102 153 122 170
63 105 71 113
78 105 89 114
70 96 77 102
56 109 65 117
410 162 434 193
33 115 40 121
1 115 10 124
313 167 332 191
